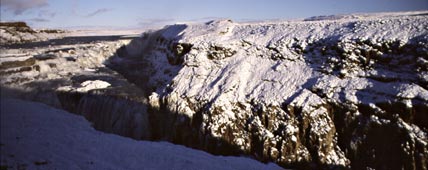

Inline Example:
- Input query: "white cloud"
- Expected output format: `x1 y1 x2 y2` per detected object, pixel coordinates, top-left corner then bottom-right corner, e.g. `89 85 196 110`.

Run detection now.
84 8 113 17
29 17 49 22
38 9 56 18
1 0 48 15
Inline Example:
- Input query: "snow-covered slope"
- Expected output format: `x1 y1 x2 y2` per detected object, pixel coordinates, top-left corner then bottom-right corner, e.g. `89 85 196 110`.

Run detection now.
0 98 281 170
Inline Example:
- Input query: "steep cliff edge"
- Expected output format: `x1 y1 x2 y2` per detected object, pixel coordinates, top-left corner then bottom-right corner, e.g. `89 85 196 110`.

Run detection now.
108 12 428 169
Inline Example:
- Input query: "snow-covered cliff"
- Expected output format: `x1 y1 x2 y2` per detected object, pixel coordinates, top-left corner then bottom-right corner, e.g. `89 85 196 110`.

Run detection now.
108 11 428 169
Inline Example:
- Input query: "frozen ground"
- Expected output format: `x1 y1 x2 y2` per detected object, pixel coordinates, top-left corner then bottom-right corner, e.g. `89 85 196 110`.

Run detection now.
0 98 281 170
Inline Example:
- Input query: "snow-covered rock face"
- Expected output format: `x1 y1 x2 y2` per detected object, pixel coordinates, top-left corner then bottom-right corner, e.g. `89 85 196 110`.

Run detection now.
1 12 427 169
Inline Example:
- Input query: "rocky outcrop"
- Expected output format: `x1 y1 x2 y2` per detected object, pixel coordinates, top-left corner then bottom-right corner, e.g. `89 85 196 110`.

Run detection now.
0 22 64 45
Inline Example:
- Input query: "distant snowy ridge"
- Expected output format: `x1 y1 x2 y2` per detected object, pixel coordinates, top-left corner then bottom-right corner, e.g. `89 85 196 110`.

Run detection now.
303 11 428 21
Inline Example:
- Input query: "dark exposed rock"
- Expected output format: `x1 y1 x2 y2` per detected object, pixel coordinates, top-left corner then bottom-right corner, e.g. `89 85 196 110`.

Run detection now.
0 58 36 70
207 45 236 60
0 22 35 33
169 43 192 65
34 54 57 60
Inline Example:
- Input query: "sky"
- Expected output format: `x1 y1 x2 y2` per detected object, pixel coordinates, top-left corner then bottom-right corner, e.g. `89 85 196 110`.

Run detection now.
0 0 427 29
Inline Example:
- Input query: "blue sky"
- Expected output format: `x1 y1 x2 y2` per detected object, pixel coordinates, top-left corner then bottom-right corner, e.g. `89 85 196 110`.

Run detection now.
1 0 427 29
